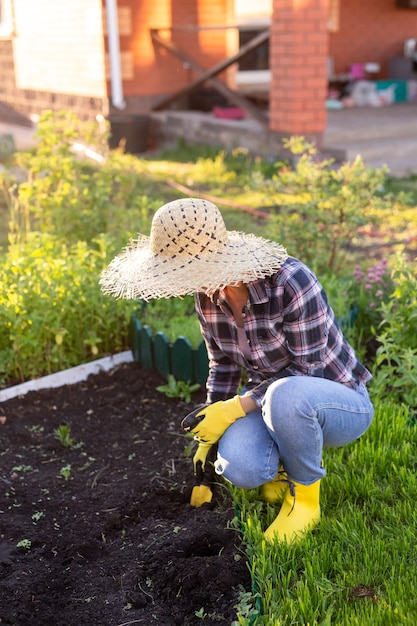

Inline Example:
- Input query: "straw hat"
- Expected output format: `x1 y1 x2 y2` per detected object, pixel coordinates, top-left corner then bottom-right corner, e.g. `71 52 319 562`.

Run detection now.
99 198 288 300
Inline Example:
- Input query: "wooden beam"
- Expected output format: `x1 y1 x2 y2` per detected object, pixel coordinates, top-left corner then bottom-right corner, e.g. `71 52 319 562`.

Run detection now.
151 29 269 125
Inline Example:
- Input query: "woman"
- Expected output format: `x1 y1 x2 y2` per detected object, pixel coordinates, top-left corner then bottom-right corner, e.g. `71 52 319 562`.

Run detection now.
100 197 374 544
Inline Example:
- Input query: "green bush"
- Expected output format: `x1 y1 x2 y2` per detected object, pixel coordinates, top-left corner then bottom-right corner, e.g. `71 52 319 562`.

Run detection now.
0 111 415 396
8 109 157 246
371 252 417 417
0 232 135 385
256 137 407 276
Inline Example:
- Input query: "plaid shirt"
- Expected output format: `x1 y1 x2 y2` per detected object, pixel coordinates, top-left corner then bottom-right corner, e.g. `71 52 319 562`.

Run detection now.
195 257 372 406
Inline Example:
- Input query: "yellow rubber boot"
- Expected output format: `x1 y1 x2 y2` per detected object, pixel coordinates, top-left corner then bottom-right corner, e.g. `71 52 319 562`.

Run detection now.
261 467 288 503
264 479 321 544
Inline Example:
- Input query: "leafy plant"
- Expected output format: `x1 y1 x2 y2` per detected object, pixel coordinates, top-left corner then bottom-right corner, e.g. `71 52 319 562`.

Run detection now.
343 257 395 362
195 607 207 619
371 252 417 417
11 464 33 473
9 110 155 245
16 539 32 552
54 425 74 449
258 136 404 275
59 464 72 481
232 587 260 626
156 374 200 403
0 232 135 385
32 511 44 524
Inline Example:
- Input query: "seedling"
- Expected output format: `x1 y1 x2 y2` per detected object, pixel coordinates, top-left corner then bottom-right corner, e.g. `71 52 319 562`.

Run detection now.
156 374 200 404
11 464 33 473
54 424 74 449
17 539 31 553
28 425 44 434
32 511 44 524
59 464 72 481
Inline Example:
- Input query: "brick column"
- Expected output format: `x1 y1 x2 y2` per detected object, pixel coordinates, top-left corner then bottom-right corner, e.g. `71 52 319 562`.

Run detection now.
269 0 329 141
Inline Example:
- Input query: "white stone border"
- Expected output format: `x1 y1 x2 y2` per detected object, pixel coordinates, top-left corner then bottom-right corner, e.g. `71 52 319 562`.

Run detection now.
0 351 134 403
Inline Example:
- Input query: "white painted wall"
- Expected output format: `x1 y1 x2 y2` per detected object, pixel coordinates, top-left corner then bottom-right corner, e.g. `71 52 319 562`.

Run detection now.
12 0 107 97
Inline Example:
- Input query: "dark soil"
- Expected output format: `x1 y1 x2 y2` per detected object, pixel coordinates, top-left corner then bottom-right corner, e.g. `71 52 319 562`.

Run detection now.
0 362 251 626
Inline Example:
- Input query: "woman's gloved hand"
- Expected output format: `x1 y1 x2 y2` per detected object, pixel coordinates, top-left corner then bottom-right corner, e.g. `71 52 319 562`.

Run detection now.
190 442 216 507
193 441 213 474
190 396 246 445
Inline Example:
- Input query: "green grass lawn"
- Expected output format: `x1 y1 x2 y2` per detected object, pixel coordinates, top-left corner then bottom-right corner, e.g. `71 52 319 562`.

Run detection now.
232 400 417 625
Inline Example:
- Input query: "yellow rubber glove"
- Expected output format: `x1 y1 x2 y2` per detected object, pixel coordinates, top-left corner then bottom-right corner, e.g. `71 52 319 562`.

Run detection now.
191 396 246 445
190 443 214 508
193 441 213 473
190 442 215 507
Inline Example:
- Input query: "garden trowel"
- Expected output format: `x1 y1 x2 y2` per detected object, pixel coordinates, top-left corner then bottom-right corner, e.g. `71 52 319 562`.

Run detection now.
181 406 217 507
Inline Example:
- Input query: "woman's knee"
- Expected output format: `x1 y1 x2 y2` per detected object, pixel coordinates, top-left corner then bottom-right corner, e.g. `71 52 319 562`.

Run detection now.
215 413 278 488
214 450 265 488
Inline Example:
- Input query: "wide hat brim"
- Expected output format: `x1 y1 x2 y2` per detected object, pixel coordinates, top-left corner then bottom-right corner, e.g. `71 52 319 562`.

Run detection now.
100 231 288 300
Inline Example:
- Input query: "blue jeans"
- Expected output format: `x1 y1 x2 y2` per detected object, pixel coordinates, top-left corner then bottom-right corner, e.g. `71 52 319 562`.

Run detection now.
214 376 374 487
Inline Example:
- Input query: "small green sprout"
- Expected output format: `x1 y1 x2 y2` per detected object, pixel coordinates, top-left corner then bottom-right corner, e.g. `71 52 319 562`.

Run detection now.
54 424 74 448
17 539 32 552
59 464 72 481
156 374 200 404
195 607 207 619
32 511 44 524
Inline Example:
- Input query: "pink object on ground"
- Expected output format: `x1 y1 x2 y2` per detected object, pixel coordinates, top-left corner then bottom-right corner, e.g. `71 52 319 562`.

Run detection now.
213 107 246 119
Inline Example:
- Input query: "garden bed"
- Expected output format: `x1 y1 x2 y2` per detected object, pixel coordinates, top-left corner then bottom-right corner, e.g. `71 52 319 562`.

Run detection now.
0 362 250 625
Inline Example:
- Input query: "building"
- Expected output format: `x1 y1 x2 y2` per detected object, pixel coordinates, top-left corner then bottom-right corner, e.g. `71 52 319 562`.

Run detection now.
0 0 416 153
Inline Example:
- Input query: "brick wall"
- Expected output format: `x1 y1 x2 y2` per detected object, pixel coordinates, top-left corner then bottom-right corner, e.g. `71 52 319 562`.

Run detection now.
269 0 328 136
329 0 417 78
0 40 105 122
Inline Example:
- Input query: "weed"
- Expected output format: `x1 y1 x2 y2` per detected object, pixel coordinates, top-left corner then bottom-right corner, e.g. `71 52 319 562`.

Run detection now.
28 425 44 434
183 441 194 458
